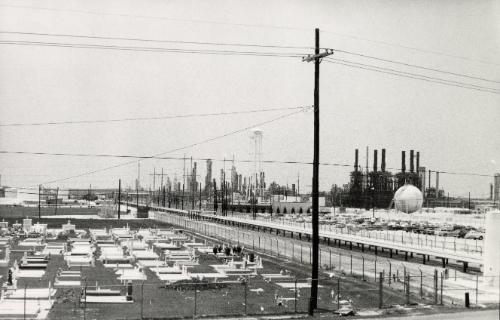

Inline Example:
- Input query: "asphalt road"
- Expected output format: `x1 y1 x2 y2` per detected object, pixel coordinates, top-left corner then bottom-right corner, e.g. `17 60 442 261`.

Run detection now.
358 309 499 320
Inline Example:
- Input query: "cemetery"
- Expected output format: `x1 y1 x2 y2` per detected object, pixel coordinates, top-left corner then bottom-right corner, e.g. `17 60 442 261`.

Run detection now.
0 217 415 319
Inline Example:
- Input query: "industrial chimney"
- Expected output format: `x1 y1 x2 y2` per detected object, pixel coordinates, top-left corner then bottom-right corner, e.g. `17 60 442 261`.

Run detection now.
436 171 440 198
410 150 415 173
428 170 432 189
381 149 386 172
401 151 406 173
416 151 420 172
354 149 359 172
373 149 378 172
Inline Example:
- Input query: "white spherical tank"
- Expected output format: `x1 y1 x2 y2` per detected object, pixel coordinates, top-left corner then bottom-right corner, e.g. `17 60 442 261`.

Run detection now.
394 184 423 213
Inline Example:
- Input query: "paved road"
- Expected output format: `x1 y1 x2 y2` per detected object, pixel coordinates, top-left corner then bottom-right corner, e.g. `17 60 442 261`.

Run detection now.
357 309 499 320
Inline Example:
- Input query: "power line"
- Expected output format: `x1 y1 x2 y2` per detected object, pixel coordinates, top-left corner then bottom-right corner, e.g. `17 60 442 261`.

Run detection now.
3 4 498 68
2 29 497 85
15 107 310 188
0 106 307 127
0 30 314 50
0 150 494 178
331 48 500 84
320 30 500 68
0 4 311 33
324 58 500 95
3 38 498 94
0 40 306 58
324 57 500 93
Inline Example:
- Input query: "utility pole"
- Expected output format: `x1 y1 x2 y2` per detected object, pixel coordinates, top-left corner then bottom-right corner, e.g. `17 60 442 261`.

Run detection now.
38 185 41 219
153 168 156 194
468 192 471 210
302 28 333 315
118 179 121 219
199 182 202 211
181 184 185 210
55 187 59 215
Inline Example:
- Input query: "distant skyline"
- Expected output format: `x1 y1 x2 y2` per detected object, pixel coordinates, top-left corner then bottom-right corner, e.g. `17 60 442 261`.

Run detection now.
1 0 499 197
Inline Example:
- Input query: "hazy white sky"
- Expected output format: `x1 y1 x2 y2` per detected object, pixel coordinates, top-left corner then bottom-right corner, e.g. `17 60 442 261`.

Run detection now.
0 0 499 197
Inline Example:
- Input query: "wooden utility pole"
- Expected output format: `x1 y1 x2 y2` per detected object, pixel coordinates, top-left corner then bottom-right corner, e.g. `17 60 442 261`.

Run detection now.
302 28 333 315
118 179 121 219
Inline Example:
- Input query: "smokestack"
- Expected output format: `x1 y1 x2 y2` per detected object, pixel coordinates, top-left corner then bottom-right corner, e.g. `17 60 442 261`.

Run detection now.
428 170 432 189
401 151 406 173
373 150 378 172
410 150 414 173
416 152 420 172
436 171 440 198
490 183 493 200
354 149 359 172
366 146 369 174
381 149 386 172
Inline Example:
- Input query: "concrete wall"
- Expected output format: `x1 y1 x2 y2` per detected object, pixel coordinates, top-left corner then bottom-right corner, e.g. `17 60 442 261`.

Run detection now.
0 206 98 218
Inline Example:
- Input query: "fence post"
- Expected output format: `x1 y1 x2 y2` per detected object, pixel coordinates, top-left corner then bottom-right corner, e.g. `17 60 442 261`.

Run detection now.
294 279 298 313
337 277 340 310
419 269 423 298
350 254 353 276
388 262 392 286
378 272 383 309
475 274 478 305
24 283 27 320
441 272 444 305
339 253 342 272
362 256 365 281
374 260 377 282
141 281 145 319
194 283 198 317
301 244 303 263
406 274 410 305
434 269 438 305
292 242 295 261
329 249 332 270
84 279 87 319
243 280 247 315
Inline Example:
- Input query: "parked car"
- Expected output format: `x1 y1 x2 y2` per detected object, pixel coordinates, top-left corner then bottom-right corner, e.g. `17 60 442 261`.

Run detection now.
464 231 484 240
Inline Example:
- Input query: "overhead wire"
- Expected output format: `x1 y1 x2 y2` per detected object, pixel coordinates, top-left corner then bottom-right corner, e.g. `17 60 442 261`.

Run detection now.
0 40 306 58
1 38 498 94
1 30 497 85
331 48 500 84
0 150 494 178
2 4 498 68
323 58 500 95
14 107 311 188
0 106 307 127
0 4 311 33
0 30 315 50
320 30 500 68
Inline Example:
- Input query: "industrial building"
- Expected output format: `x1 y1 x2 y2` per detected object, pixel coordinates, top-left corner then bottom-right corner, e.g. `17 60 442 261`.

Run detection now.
344 148 423 209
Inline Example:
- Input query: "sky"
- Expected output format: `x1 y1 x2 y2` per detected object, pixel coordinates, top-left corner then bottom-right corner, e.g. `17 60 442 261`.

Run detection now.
0 0 499 197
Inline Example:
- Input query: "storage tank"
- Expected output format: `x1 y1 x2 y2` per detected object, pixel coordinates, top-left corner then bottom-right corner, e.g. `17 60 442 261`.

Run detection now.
394 184 423 213
483 210 500 287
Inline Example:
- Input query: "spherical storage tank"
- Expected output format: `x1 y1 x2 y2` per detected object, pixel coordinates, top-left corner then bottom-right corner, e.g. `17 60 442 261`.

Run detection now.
394 184 423 213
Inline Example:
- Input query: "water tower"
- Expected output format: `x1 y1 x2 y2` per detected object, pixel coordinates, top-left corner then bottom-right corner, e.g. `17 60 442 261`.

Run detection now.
251 128 263 195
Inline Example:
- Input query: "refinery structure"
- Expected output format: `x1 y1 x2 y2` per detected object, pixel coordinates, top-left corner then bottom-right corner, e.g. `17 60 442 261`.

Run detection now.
0 3 499 319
